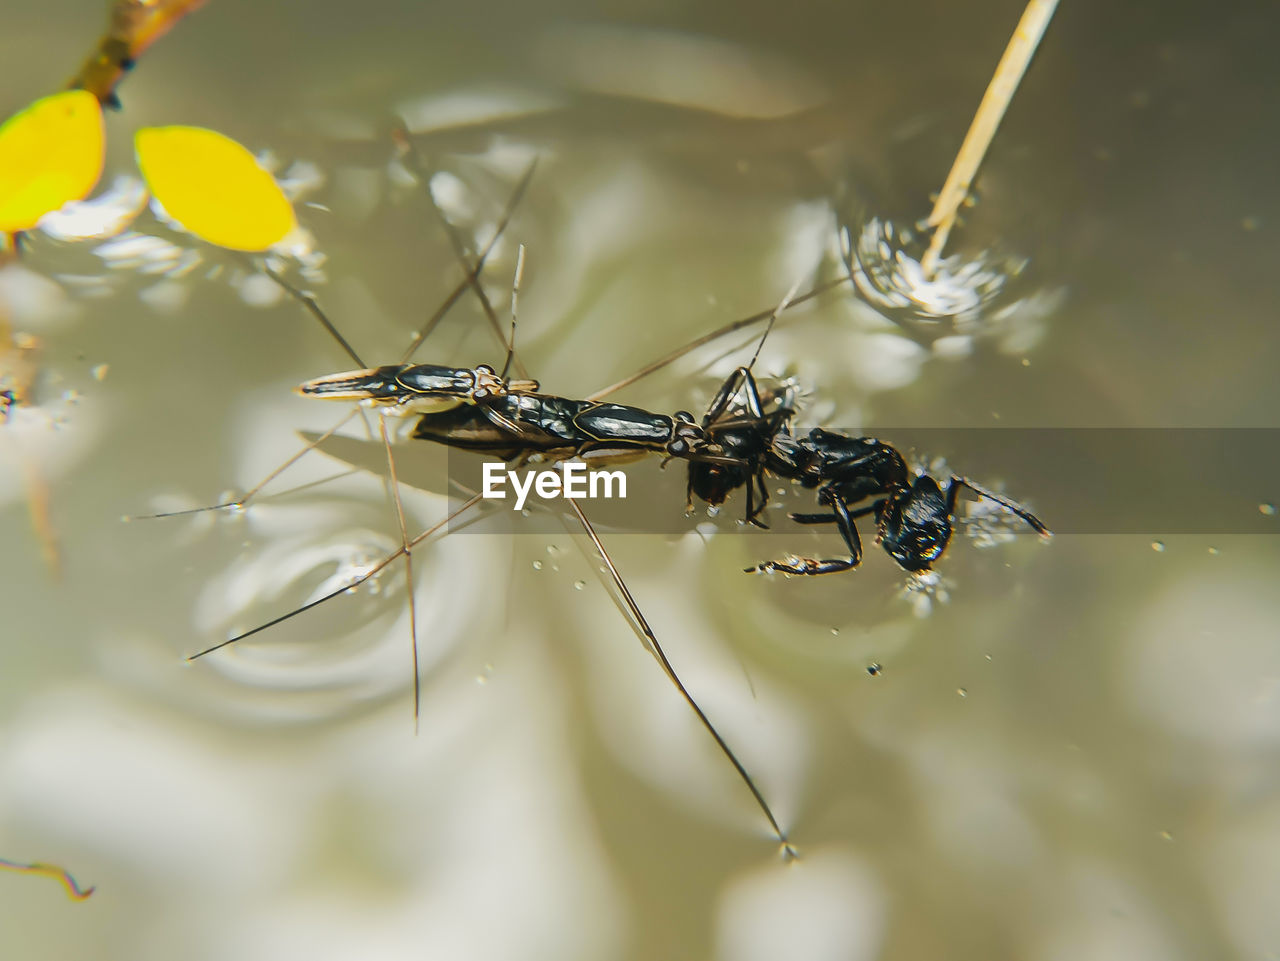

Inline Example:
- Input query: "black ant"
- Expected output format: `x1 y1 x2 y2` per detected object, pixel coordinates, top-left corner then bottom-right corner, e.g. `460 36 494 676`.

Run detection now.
760 424 1051 575
676 292 1050 574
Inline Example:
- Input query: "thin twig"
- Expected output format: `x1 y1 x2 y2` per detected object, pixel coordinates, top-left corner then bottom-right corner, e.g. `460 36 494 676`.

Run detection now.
920 0 1060 278
69 0 208 107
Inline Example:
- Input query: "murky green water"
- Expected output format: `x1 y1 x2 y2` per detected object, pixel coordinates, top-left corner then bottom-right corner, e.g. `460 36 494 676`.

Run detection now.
2 1 1278 959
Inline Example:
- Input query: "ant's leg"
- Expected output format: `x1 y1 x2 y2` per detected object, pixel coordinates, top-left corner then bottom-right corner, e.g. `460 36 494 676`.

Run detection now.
748 472 771 529
738 467 773 529
749 491 865 576
947 476 1051 537
699 367 762 428
788 503 878 525
742 469 758 523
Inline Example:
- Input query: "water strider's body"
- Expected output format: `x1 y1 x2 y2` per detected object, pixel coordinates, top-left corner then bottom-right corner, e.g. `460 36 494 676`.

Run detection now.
300 362 711 464
299 362 538 411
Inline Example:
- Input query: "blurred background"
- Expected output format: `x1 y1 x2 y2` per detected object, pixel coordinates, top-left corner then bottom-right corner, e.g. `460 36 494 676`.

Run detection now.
1 0 1278 959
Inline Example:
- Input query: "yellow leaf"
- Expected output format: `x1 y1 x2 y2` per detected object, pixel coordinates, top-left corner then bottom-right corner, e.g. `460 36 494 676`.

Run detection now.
134 126 297 252
0 90 105 233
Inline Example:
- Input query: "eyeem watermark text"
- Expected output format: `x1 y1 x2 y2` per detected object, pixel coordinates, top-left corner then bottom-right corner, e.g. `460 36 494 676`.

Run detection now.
482 462 627 510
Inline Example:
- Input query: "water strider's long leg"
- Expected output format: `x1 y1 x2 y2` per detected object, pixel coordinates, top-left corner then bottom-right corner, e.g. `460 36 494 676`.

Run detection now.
379 413 421 730
563 494 796 859
188 492 485 661
261 265 365 368
586 275 848 402
126 411 363 519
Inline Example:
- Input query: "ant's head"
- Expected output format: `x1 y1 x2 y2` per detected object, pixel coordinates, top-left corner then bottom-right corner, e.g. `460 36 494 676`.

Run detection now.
686 409 782 508
688 459 753 509
879 475 953 572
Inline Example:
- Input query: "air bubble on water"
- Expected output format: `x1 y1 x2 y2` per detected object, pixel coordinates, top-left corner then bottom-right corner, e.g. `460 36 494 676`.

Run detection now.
1261 503 1277 516
1151 541 1165 552
829 627 840 636
546 544 560 555
573 580 585 591
957 688 968 698
1208 547 1220 556
532 560 543 571
902 570 948 616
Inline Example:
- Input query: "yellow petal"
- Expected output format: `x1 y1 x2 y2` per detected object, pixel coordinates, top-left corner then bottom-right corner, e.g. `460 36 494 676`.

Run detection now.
0 90 105 233
134 126 297 252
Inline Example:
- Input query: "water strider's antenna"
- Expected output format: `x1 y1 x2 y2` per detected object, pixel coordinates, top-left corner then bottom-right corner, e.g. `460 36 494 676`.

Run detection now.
746 275 807 372
261 265 365 368
500 244 526 383
379 414 421 730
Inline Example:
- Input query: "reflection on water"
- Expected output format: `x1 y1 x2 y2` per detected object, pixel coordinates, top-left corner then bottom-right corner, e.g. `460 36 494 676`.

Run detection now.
2 1 1279 960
